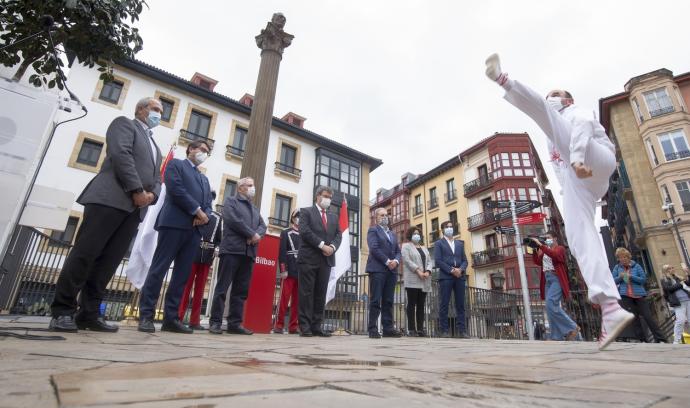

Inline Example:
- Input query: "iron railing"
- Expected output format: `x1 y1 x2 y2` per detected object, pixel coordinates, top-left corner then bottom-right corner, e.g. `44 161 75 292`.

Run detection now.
665 150 690 161
275 161 302 177
413 204 423 216
179 129 214 148
226 145 245 158
684 203 690 212
649 105 674 118
428 197 439 210
268 217 290 228
444 189 457 203
464 175 493 196
428 231 440 244
467 210 498 230
472 245 516 267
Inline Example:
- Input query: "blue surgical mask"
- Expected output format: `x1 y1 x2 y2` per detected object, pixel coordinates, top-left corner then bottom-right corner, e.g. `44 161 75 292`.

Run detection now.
443 227 454 237
146 111 161 128
545 239 554 246
411 234 421 243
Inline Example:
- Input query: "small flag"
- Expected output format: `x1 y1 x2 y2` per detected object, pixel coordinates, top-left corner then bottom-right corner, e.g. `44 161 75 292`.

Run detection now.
325 199 351 304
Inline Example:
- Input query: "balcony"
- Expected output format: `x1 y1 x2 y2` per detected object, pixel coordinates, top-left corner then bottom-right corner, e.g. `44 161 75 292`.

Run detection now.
179 129 214 148
413 204 423 216
275 161 302 179
684 203 690 213
665 150 690 162
268 217 290 228
444 189 458 203
649 105 674 118
428 230 440 244
464 174 493 197
428 197 439 210
467 210 498 230
472 245 516 267
226 145 245 159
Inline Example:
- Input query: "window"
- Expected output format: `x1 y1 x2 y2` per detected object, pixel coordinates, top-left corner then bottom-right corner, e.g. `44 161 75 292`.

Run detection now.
478 164 488 180
661 184 671 203
644 87 674 117
632 98 644 123
517 188 527 201
51 216 79 244
187 110 212 138
429 187 438 208
430 218 439 242
349 209 360 247
676 181 690 211
273 194 292 227
485 233 498 249
646 139 659 166
76 139 103 167
230 125 248 156
280 144 297 168
658 130 690 161
315 152 360 197
449 210 458 232
160 98 174 122
446 179 456 201
414 194 422 215
99 80 123 104
506 268 516 289
491 151 533 178
481 197 492 210
223 180 237 203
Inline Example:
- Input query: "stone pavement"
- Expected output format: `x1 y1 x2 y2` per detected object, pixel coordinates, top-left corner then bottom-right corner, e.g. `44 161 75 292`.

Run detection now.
1 316 689 408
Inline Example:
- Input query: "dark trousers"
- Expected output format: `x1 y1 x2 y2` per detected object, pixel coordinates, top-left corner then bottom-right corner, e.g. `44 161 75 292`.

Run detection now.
406 287 427 333
51 204 140 320
620 296 666 342
139 227 200 321
298 260 330 333
209 254 254 327
439 277 466 333
178 262 211 325
367 271 397 333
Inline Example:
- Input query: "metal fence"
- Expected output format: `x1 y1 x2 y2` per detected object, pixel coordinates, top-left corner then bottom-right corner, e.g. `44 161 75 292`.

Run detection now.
1 226 677 341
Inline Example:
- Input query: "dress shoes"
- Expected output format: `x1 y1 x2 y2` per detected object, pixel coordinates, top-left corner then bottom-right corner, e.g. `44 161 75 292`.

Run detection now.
416 330 427 337
438 332 451 338
382 329 402 338
161 319 193 334
299 331 313 337
76 317 119 333
227 325 253 335
288 330 299 335
48 315 78 333
189 324 206 331
138 318 155 333
455 332 470 339
368 332 381 339
208 323 223 334
312 330 332 337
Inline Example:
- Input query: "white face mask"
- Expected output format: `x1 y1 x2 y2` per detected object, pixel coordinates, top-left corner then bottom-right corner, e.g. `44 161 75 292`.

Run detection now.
546 96 564 112
293 217 299 226
411 234 421 244
319 197 331 209
247 186 256 198
193 151 208 164
443 227 454 237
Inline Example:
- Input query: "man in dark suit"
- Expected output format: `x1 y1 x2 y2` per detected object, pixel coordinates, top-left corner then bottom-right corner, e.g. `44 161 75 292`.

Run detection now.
137 140 213 334
50 97 163 332
435 220 469 338
297 186 342 337
365 208 402 338
208 177 266 335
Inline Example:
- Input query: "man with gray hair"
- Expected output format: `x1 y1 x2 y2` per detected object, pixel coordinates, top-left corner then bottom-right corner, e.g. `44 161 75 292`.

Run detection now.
297 186 342 337
50 97 163 332
209 177 266 335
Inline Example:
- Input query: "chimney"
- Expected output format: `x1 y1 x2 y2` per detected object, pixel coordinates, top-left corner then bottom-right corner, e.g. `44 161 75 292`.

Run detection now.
239 93 254 107
190 72 218 92
281 112 306 128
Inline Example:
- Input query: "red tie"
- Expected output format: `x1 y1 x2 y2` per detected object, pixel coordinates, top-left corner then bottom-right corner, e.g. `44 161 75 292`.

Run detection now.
321 209 327 229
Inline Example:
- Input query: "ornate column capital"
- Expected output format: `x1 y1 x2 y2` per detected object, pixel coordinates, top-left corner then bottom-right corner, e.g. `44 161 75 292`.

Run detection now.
255 13 294 55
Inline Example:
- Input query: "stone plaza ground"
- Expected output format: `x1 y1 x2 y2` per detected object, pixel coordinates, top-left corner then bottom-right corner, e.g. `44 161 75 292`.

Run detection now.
1 316 689 407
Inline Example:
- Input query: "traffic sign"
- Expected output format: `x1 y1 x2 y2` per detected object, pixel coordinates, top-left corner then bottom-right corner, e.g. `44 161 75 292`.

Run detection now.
516 212 547 225
484 200 542 211
493 226 516 235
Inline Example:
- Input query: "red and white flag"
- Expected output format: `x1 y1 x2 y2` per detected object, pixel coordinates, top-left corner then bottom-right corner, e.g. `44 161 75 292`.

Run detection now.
124 145 175 289
325 199 351 304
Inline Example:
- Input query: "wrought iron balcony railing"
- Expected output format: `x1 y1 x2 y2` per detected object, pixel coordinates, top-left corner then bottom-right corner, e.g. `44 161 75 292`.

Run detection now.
445 189 458 203
472 245 516 267
467 210 498 230
649 105 674 118
665 150 690 162
226 145 245 158
268 217 290 228
179 129 214 148
413 204 423 216
275 161 302 177
464 174 493 196
428 197 439 210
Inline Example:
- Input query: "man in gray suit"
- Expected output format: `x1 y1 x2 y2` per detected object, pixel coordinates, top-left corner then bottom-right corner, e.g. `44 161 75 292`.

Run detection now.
50 97 163 332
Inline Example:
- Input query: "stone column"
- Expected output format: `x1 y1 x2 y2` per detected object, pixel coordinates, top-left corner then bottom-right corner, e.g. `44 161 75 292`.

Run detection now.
240 13 294 207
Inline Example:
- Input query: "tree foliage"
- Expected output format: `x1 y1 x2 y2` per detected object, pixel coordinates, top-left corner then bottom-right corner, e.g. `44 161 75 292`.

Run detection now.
0 0 148 88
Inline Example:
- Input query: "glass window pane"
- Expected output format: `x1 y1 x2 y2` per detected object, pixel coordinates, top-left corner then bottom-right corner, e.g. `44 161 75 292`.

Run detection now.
525 168 534 176
514 168 524 176
671 131 689 152
160 98 174 122
76 140 103 166
233 127 247 150
504 168 513 176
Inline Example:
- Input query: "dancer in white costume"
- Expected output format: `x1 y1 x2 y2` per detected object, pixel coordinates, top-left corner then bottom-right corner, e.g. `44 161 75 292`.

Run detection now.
485 53 633 350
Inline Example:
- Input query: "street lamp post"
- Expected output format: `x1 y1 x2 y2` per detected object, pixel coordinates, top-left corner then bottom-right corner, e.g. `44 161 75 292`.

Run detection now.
663 198 690 268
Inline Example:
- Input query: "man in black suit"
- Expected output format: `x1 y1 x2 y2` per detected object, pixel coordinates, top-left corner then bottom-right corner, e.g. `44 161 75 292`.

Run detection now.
50 97 163 332
297 186 342 337
137 140 213 334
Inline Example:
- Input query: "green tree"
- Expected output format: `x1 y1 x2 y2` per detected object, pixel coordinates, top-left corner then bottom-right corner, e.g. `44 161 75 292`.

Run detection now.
0 0 147 88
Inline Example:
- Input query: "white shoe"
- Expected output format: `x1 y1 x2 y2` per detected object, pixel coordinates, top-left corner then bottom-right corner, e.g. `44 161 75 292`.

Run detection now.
485 53 502 81
598 304 634 350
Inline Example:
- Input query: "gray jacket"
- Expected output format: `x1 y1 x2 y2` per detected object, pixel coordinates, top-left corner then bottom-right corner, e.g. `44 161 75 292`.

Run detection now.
401 242 432 292
219 194 266 259
77 117 162 219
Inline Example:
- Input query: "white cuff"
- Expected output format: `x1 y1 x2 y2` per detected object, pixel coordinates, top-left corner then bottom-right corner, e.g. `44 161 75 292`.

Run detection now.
318 241 325 249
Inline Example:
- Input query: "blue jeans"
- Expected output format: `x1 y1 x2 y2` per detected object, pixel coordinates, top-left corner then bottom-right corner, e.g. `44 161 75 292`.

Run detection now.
368 271 397 333
439 277 466 333
545 273 577 340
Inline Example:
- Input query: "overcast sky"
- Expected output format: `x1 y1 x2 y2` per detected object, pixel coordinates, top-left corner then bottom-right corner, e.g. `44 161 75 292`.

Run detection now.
135 0 690 203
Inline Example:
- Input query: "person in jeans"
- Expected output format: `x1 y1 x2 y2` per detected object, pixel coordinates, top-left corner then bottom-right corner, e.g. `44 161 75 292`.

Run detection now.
530 231 579 341
612 247 666 343
661 264 690 344
401 227 432 337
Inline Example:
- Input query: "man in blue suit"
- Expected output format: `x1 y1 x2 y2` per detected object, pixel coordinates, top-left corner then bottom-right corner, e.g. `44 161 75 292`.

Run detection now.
138 140 213 334
435 220 469 338
365 208 402 338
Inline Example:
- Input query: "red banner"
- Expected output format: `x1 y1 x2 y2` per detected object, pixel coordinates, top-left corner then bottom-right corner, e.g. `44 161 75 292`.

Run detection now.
243 234 280 333
516 212 546 225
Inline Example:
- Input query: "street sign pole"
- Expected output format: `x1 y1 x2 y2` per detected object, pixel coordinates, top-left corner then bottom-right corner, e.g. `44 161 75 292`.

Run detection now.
511 198 534 341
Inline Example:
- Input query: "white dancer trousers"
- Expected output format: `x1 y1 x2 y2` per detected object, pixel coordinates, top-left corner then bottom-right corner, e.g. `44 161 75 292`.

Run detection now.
503 80 620 304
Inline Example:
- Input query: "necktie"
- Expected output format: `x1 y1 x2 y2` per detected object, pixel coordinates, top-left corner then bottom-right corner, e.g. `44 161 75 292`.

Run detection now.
321 209 327 229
